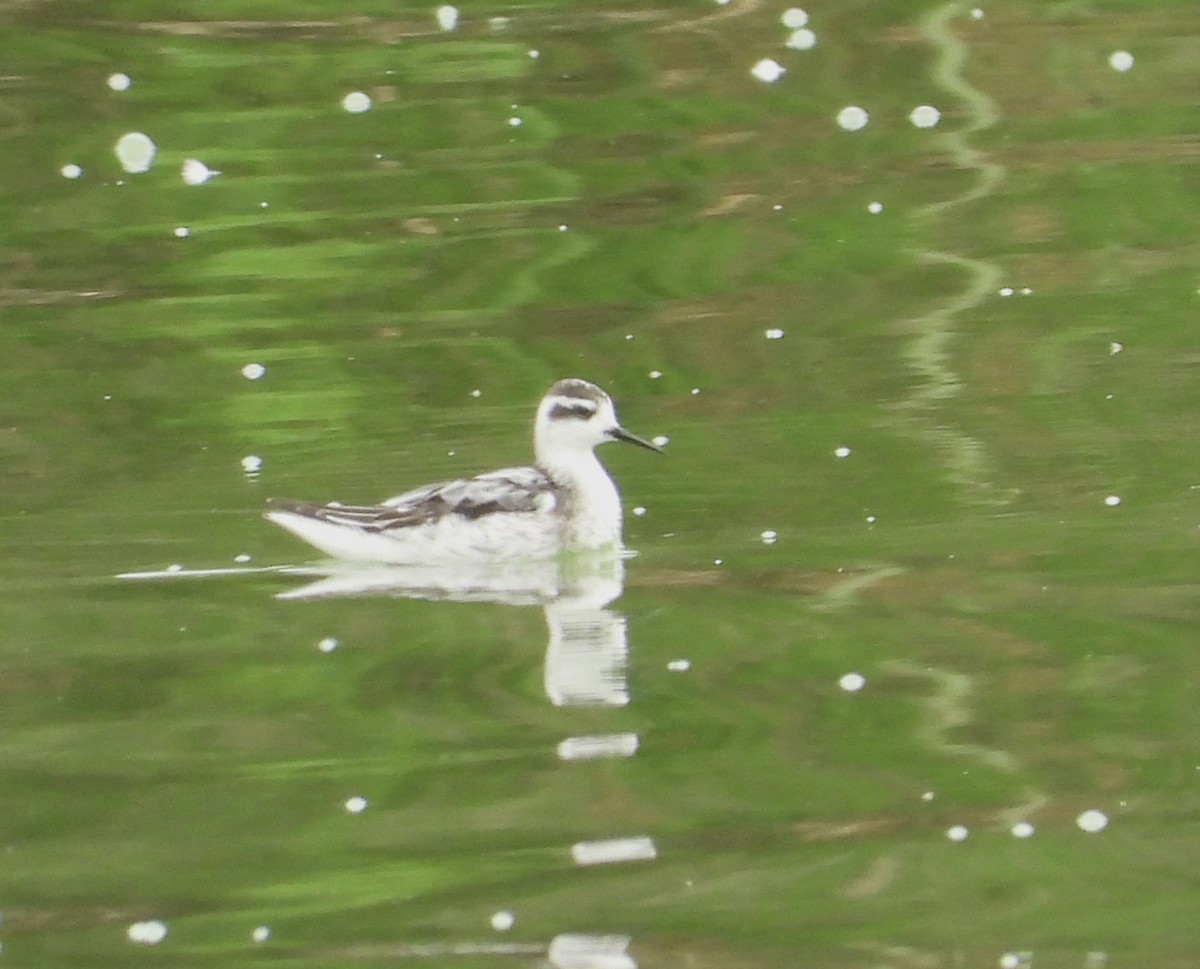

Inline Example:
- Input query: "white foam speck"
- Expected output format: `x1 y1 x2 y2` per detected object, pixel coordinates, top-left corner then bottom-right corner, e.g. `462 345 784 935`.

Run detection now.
909 104 941 128
751 58 786 83
114 131 157 173
182 158 220 185
1076 808 1108 833
786 29 817 50
836 105 869 131
1109 50 1134 73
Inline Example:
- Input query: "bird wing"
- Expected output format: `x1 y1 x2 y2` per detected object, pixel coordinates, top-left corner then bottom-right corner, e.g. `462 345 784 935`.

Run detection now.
269 466 555 533
385 466 555 520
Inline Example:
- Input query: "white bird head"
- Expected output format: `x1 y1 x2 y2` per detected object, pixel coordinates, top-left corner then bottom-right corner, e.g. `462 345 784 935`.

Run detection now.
534 379 661 466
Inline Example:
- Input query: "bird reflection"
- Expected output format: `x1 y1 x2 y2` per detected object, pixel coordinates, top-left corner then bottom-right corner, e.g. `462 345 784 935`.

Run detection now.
273 552 632 708
119 552 636 711
118 552 647 957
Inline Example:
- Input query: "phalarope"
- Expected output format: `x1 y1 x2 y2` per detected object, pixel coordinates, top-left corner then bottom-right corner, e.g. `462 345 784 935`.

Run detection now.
265 379 662 564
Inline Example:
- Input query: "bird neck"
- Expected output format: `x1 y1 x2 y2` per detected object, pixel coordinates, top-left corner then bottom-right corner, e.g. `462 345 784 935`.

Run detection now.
538 448 623 550
537 445 607 491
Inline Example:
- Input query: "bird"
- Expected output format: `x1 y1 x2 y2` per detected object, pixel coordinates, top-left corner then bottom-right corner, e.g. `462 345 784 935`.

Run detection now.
264 379 662 564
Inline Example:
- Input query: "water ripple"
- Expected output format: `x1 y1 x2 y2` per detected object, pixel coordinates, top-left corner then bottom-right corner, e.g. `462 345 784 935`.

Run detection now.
883 659 1048 825
892 2 1013 506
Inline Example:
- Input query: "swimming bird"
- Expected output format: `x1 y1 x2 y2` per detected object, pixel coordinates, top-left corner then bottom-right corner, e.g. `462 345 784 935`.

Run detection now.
265 379 662 564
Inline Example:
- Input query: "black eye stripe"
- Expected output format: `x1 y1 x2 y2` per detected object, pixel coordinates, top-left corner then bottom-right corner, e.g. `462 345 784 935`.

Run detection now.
548 402 597 420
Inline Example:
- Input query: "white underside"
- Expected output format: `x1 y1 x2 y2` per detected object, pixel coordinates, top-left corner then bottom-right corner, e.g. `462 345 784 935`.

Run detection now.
265 508 614 565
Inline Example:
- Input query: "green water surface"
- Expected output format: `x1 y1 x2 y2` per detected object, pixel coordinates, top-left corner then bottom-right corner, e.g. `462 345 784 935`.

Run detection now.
2 1 1199 966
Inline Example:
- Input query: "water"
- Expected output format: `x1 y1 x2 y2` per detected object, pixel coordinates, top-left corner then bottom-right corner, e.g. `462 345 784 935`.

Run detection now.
4 2 1200 966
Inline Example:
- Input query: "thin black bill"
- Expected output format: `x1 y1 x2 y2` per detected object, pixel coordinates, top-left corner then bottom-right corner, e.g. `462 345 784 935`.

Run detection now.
610 426 664 453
